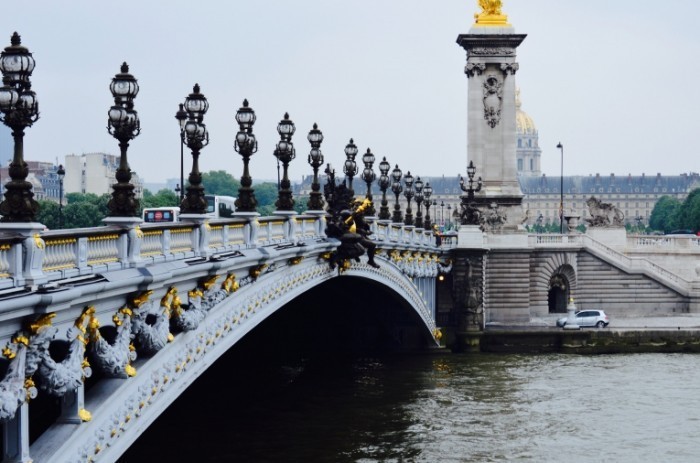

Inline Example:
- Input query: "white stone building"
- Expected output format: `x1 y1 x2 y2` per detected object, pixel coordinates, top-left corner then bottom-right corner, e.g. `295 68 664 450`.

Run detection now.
64 152 143 198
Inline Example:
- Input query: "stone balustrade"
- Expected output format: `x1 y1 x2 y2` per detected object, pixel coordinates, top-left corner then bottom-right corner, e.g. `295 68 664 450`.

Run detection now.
0 214 442 290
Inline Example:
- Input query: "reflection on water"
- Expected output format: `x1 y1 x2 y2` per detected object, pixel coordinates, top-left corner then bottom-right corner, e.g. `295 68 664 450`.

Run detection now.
121 353 700 462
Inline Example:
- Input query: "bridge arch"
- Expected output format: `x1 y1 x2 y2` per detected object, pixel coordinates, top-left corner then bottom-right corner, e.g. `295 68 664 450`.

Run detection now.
34 256 438 462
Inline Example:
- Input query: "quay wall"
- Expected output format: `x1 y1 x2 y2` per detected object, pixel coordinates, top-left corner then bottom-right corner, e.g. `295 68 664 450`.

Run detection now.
477 329 700 354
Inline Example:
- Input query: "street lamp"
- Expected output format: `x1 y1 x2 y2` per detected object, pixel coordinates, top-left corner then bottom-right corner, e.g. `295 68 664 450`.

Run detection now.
361 148 376 215
306 123 325 211
447 204 452 228
424 183 433 229
0 32 40 222
234 99 258 213
343 138 358 196
180 83 210 214
414 176 424 228
459 160 483 226
391 164 403 223
440 200 445 226
106 62 141 217
377 157 391 220
175 103 187 203
403 171 414 226
273 112 296 212
57 164 64 228
557 142 564 234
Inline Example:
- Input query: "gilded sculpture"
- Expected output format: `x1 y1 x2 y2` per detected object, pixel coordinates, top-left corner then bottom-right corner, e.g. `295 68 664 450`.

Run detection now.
474 0 510 27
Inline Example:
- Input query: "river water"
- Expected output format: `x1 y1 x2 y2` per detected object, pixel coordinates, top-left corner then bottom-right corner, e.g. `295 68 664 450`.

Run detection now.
121 352 700 462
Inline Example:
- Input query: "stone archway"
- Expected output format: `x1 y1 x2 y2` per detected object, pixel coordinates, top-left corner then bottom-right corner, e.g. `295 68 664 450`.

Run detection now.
548 273 569 313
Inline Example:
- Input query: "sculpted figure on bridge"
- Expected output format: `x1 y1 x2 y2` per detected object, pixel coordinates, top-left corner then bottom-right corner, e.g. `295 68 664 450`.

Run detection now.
131 291 173 356
323 168 379 270
586 196 624 227
88 307 137 378
0 337 35 421
27 310 92 397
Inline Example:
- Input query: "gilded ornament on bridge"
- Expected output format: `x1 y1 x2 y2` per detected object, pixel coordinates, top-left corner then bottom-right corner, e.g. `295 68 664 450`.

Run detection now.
474 0 510 27
89 306 138 378
222 273 239 294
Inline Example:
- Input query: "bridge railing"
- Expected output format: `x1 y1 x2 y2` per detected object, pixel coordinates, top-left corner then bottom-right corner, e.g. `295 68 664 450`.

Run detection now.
0 214 443 289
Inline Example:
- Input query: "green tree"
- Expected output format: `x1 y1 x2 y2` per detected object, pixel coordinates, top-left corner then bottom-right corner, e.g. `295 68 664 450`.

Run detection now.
201 170 240 197
675 189 700 232
649 195 681 233
66 192 100 204
142 189 178 209
36 200 60 230
254 182 280 214
62 202 103 229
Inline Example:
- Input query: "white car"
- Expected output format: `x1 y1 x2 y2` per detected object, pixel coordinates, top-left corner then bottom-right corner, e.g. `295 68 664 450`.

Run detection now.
556 310 610 328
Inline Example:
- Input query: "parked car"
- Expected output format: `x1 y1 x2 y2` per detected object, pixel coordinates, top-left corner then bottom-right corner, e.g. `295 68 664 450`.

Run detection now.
556 310 610 328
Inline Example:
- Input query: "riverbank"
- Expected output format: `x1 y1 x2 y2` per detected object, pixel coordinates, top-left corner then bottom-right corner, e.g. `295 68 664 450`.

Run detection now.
459 314 700 354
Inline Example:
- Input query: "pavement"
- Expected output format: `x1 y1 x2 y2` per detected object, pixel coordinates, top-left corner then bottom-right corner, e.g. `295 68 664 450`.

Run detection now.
527 314 700 330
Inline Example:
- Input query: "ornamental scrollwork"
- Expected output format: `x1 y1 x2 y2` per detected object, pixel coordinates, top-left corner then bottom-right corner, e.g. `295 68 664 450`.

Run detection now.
131 290 173 356
500 62 519 75
88 307 137 378
465 62 486 77
483 75 503 128
468 47 514 56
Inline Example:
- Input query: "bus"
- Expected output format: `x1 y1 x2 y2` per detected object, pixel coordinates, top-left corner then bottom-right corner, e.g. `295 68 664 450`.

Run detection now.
205 195 236 218
142 206 180 223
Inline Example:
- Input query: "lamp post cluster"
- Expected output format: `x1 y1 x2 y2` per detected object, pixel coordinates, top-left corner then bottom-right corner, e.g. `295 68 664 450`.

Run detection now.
306 123 325 211
459 160 483 226
233 99 258 213
178 84 210 214
273 113 296 212
0 32 445 234
106 62 141 217
361 148 376 216
0 32 40 222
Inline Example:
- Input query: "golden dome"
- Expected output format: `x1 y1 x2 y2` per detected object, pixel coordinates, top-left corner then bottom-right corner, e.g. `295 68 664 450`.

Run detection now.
515 88 537 134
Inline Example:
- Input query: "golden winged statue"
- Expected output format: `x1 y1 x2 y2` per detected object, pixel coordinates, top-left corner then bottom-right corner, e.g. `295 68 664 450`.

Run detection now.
474 0 510 27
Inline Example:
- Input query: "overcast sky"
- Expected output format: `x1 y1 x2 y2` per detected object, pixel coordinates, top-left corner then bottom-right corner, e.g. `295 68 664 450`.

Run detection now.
2 0 699 185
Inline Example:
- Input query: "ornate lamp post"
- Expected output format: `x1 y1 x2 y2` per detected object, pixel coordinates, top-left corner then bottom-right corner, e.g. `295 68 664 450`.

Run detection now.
447 204 452 228
180 84 210 214
459 160 483 225
377 157 391 220
440 200 445 226
175 103 187 203
403 171 414 226
361 148 376 215
414 176 424 228
306 123 325 211
343 138 358 196
234 99 258 213
390 164 403 223
557 142 564 234
106 62 141 217
273 112 296 212
57 164 65 228
424 183 433 229
0 32 40 222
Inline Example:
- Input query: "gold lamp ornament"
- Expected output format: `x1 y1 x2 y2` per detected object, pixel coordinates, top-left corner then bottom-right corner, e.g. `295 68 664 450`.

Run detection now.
474 0 511 27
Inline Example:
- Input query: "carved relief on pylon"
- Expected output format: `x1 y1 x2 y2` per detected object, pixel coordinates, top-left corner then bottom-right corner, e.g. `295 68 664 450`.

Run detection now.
482 74 503 128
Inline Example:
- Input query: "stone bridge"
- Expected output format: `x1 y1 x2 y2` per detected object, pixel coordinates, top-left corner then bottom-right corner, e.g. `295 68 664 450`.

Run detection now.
0 214 450 462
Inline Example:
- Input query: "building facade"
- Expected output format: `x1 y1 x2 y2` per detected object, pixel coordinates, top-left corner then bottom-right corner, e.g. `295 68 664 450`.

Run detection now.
64 152 143 198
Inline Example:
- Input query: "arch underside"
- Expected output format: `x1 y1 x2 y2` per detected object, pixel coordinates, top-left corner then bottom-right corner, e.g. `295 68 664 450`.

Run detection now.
39 258 436 462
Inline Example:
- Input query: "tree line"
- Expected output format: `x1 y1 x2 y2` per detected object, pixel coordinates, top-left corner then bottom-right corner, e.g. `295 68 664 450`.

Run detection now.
37 170 308 230
649 189 700 234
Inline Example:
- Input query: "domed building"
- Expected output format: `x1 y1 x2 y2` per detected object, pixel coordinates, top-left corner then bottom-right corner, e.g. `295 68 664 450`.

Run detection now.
515 89 541 177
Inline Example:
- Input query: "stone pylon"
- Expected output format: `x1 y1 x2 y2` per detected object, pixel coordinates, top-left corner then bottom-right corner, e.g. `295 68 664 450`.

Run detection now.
456 2 527 232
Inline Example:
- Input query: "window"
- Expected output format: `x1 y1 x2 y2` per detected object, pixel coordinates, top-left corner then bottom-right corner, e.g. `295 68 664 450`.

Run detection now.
530 159 534 171
517 159 523 171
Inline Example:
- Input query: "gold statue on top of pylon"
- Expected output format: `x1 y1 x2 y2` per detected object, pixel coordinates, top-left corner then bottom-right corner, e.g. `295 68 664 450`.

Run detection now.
474 0 511 27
